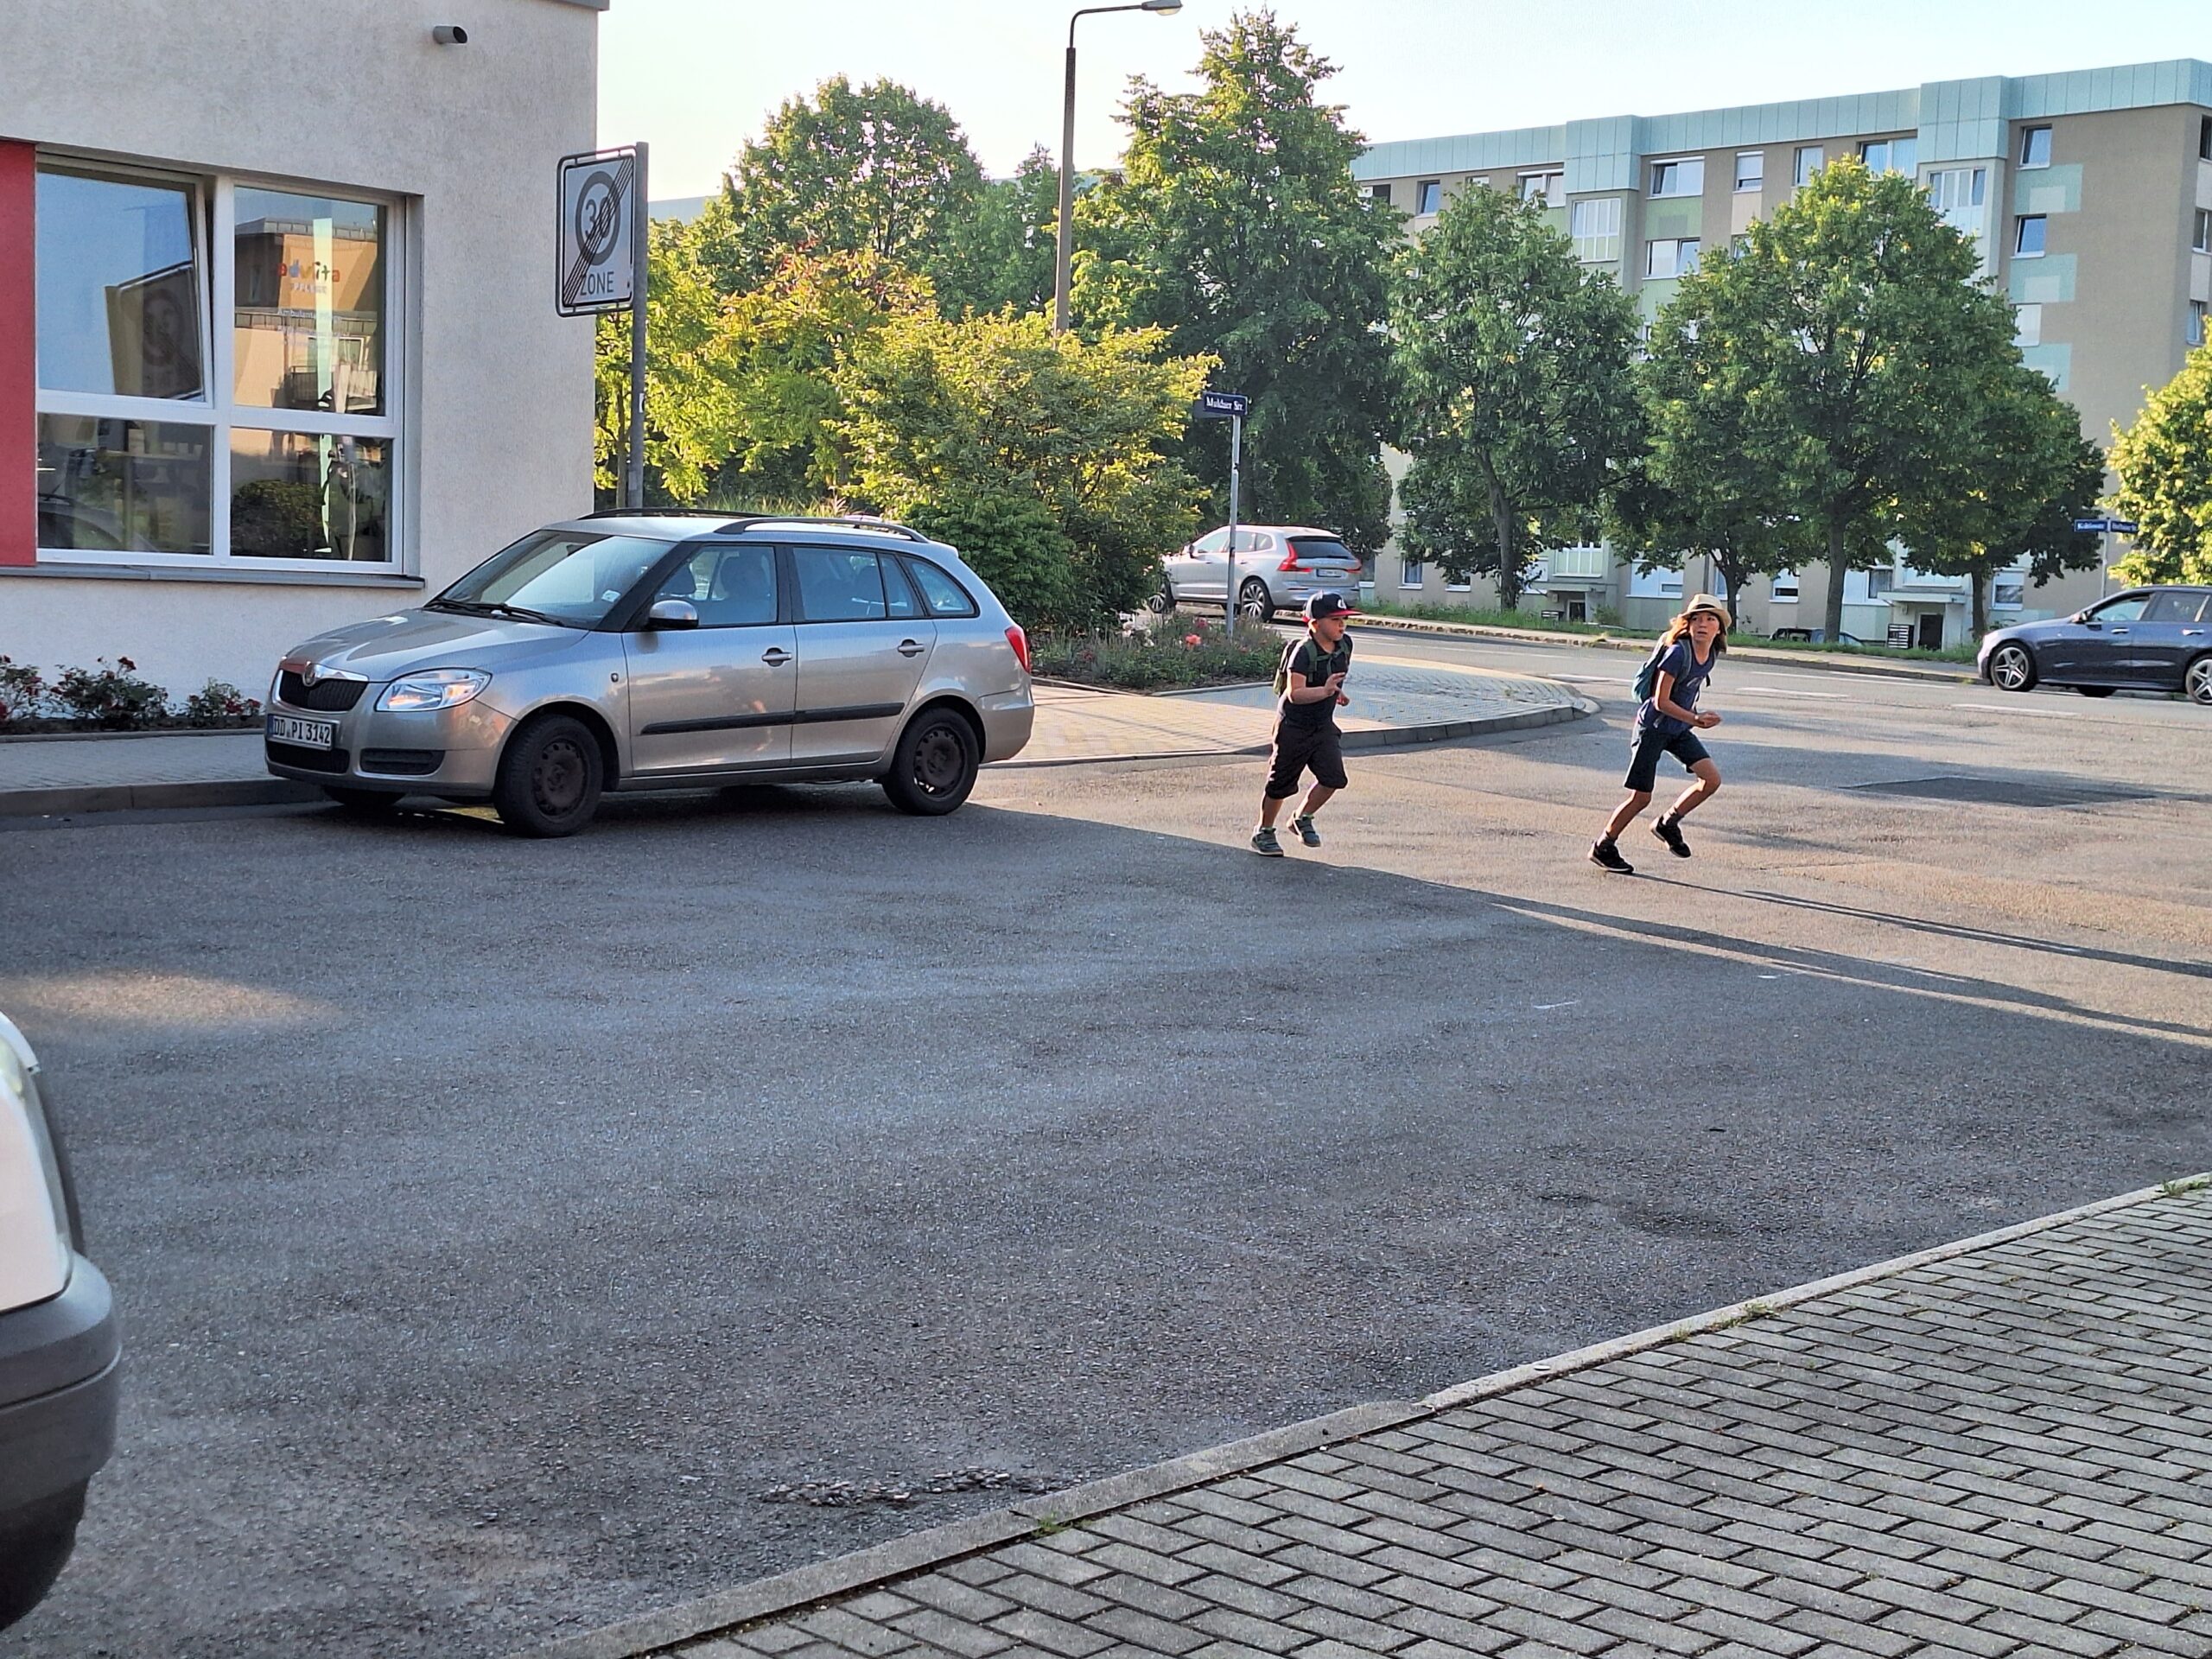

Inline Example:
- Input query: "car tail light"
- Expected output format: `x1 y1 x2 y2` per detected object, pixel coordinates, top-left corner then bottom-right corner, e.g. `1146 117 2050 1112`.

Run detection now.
1277 551 1306 572
1006 624 1030 673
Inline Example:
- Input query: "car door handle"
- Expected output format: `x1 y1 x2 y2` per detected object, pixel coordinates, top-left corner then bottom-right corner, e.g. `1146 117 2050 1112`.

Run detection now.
897 639 926 658
2108 628 2129 635
761 647 792 665
2185 630 2206 637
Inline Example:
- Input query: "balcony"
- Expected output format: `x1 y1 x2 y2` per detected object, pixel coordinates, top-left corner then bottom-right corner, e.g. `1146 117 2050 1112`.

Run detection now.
1543 545 1611 581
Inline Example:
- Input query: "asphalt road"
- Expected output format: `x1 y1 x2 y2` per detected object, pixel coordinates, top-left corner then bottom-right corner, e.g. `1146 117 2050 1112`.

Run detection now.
3 632 2207 1658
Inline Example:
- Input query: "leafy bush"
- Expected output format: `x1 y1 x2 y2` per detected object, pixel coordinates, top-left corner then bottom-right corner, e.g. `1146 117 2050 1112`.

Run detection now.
181 680 264 725
0 656 47 727
1030 612 1283 690
231 480 327 559
48 658 169 729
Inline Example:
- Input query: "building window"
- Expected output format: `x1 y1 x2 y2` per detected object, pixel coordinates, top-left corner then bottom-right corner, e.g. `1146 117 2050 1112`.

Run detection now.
1645 238 1701 279
1649 158 1705 198
34 157 399 568
1414 179 1442 215
1445 570 1472 592
2015 215 2047 257
1400 556 1425 588
1734 152 1764 193
1927 167 1988 235
2019 125 2052 169
2194 208 2210 254
1794 146 1824 187
1569 197 1623 264
2202 115 2212 161
1859 137 1918 176
1369 182 1394 207
2013 303 2042 347
1770 569 1800 603
1866 568 1894 599
1992 575 2025 608
2192 301 2208 347
1518 170 1563 203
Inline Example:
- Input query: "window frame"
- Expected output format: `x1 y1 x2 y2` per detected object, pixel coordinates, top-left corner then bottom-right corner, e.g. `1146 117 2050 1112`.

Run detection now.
2190 300 2208 348
1414 179 1442 215
2193 209 2210 255
1770 569 1801 604
1644 238 1701 280
1368 182 1394 207
2018 125 2053 169
1399 556 1425 589
1518 169 1563 204
33 152 407 574
1733 151 1764 193
1649 157 1705 199
1569 196 1624 264
1794 146 1825 188
2014 215 2048 258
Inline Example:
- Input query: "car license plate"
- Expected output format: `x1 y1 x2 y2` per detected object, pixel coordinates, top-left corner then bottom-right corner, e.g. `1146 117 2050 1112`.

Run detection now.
268 714 338 748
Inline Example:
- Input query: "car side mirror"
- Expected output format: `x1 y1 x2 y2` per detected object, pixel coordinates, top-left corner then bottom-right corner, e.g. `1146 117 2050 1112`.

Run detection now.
645 598 699 630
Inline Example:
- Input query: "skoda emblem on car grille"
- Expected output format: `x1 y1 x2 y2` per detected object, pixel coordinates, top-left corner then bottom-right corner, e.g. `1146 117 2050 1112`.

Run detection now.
302 664 321 688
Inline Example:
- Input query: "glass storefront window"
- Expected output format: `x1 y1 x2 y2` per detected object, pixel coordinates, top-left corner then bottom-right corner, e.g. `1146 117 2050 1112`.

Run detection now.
35 168 206 401
233 188 385 416
36 416 213 555
229 430 390 562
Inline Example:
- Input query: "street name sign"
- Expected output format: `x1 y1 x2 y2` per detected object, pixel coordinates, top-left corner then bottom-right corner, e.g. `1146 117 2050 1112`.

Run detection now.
2108 518 2139 534
2072 517 2140 535
556 147 639 315
2073 518 2109 533
1194 390 1249 419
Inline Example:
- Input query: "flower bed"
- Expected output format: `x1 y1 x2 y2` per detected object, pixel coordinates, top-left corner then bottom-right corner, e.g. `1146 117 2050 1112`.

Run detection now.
1029 614 1284 691
0 656 264 734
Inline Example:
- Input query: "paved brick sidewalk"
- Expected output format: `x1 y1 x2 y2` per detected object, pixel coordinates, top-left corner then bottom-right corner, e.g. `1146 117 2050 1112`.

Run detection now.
0 665 1587 813
527 1181 2212 1659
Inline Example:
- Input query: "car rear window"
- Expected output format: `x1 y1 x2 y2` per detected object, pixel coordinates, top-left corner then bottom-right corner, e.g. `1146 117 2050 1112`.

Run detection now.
903 557 979 618
1289 537 1355 564
2145 590 2210 623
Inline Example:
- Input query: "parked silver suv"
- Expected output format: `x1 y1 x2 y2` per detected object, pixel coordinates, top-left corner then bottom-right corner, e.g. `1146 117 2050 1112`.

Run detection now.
265 514 1035 836
1155 524 1365 622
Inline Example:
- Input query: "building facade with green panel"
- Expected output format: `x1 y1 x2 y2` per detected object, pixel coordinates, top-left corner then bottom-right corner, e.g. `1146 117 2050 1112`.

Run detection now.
1356 60 2212 642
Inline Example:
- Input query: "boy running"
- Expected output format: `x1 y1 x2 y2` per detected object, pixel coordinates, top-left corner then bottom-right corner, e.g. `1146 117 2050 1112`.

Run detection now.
1591 594 1730 874
1251 591 1356 856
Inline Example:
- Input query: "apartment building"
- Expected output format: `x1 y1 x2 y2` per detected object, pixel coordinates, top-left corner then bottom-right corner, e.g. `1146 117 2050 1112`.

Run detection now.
1357 60 2212 643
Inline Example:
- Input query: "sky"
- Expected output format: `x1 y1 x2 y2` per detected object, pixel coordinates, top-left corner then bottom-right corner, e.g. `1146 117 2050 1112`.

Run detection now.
599 1 2212 200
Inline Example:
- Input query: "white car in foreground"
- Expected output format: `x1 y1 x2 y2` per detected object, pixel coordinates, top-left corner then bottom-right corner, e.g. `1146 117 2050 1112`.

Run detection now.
0 1014 118 1630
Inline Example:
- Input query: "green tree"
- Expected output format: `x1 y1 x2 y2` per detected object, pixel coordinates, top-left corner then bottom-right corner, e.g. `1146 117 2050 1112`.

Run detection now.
702 76 985 296
933 147 1061 319
1073 10 1397 554
2108 339 2212 587
1389 187 1642 609
594 216 744 503
834 311 1215 625
1914 363 2106 636
1667 158 2019 639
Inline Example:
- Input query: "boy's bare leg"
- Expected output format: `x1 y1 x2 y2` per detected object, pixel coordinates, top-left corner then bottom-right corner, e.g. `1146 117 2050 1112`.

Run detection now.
1258 793 1291 828
1297 783 1336 819
1664 760 1721 821
1601 789 1652 841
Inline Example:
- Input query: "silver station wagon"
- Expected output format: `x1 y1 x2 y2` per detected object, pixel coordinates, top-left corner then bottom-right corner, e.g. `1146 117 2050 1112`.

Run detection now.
264 513 1035 836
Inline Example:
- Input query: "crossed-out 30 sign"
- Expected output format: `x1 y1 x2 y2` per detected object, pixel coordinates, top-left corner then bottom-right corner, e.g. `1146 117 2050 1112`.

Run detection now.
556 147 639 315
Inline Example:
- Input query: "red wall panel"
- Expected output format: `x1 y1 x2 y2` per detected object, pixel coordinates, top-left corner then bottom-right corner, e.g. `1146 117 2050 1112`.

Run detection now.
0 141 33 566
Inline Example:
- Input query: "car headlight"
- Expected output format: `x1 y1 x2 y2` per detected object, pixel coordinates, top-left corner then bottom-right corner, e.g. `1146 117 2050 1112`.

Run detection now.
376 669 491 712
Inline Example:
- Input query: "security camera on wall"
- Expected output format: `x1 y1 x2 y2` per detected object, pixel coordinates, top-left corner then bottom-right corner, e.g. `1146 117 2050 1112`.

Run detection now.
432 24 468 45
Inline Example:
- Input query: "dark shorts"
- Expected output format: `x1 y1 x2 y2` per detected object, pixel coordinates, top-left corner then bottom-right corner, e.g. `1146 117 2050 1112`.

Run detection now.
1265 719 1347 798
1624 725 1711 792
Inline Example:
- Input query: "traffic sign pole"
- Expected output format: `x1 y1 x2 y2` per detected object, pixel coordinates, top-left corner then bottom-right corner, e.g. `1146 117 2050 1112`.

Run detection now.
1225 410 1243 630
626 143 649 512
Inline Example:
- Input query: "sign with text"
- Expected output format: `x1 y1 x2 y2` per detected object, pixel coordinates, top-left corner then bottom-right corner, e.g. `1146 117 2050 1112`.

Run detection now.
2072 517 2140 535
1193 390 1249 419
556 148 639 315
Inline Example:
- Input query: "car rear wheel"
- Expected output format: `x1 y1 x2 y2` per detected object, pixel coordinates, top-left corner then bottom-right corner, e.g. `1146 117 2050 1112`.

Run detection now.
882 708 978 816
2187 655 2212 707
0 1482 86 1630
2074 685 2115 698
1987 643 2037 692
322 786 400 814
1236 578 1273 624
492 715 603 837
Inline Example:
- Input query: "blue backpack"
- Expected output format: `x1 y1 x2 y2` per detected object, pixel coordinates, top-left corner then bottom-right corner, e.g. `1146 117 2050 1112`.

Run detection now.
1631 639 1674 702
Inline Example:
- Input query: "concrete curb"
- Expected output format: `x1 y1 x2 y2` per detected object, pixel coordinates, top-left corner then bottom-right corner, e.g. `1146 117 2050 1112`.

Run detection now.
0 779 320 819
988 696 1598 771
505 1172 2209 1659
1350 614 1977 685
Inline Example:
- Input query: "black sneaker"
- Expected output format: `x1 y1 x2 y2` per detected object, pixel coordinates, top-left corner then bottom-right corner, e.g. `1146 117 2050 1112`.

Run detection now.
1590 839 1635 874
1292 814 1322 848
1651 815 1691 858
1250 826 1286 857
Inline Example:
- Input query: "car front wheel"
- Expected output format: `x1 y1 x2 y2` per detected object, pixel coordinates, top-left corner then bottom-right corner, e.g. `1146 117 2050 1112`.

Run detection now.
882 708 979 816
1236 578 1273 624
2187 655 2212 707
1987 643 2037 692
492 714 604 837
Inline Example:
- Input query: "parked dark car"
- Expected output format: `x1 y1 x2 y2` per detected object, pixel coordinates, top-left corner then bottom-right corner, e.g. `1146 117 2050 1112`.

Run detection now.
1979 587 2212 703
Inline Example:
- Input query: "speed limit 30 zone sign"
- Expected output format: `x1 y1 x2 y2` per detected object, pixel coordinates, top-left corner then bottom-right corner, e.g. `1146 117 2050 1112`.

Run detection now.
556 147 637 315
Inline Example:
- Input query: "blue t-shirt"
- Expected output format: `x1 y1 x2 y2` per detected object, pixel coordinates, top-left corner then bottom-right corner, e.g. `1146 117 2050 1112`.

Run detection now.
1636 640 1714 735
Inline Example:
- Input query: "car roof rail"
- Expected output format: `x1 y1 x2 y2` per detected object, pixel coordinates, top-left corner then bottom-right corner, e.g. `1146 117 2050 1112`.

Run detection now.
575 508 932 543
578 506 741 519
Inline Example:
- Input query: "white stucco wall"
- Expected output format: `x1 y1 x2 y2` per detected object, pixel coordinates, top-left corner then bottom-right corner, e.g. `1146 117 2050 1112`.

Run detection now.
0 0 601 696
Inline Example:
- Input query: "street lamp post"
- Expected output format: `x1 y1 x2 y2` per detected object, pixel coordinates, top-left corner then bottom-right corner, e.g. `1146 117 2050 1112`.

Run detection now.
1053 0 1181 334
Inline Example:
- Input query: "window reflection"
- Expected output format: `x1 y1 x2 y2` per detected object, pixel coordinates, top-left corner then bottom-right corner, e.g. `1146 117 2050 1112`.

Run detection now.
233 188 385 415
35 168 206 400
229 430 389 562
36 416 213 554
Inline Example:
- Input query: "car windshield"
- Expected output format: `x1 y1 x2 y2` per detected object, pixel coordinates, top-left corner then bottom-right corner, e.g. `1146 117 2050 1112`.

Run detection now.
433 529 671 627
